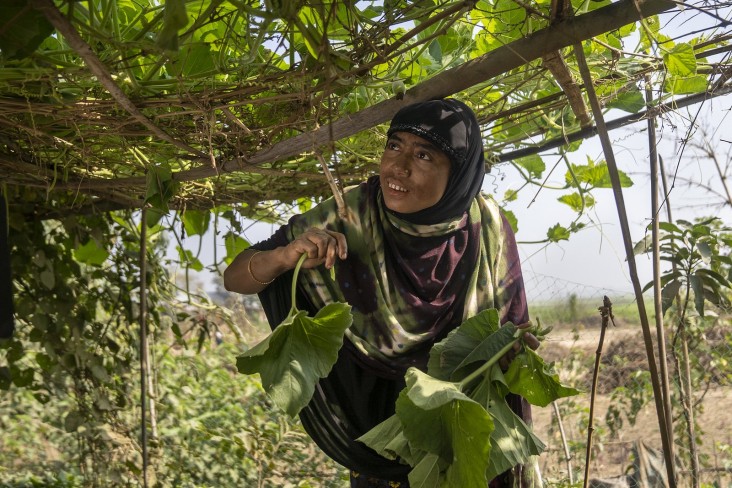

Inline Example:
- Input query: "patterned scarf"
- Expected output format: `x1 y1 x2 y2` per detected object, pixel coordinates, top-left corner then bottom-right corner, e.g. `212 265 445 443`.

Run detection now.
284 176 513 374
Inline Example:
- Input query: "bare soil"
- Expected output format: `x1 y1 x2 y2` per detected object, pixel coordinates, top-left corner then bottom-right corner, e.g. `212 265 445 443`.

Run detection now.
530 321 732 486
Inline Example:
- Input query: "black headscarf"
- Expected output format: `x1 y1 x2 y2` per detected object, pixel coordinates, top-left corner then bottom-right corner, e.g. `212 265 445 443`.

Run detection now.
385 98 485 225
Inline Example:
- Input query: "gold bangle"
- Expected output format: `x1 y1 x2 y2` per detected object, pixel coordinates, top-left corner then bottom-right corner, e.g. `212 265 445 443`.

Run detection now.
248 250 275 285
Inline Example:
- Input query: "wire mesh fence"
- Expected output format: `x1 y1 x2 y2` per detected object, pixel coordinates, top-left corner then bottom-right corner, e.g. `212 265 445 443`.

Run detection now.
522 271 732 487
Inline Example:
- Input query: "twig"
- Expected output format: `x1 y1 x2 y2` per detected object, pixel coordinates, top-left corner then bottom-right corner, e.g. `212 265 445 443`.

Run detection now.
583 295 613 488
552 401 574 484
315 152 348 219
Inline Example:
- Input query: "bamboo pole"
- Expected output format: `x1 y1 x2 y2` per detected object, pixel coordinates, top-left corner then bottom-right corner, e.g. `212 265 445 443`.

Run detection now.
139 207 149 488
573 43 677 487
646 78 676 479
659 156 701 487
552 401 574 485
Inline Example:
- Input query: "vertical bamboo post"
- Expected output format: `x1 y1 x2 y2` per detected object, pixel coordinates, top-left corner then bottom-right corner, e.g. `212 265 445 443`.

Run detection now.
659 157 701 487
552 401 574 485
573 43 676 487
140 208 149 488
646 78 676 476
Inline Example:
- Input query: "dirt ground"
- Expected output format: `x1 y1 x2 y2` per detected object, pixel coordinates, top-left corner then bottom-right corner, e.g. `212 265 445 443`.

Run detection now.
530 321 732 486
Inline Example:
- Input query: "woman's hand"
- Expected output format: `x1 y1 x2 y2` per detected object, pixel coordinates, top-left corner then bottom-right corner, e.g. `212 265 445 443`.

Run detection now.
498 322 540 371
224 227 347 295
282 227 348 270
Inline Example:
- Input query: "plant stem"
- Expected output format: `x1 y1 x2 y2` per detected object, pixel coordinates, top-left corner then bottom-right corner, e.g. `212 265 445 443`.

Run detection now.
289 253 308 317
583 296 611 488
458 329 525 390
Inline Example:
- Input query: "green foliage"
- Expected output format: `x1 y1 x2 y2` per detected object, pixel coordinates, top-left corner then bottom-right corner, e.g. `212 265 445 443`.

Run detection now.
154 343 346 487
237 254 353 416
359 309 578 487
636 218 732 317
565 157 633 190
236 303 352 417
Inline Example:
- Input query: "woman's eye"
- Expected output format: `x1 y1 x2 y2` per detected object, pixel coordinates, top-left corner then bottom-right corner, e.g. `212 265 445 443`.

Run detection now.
416 152 430 160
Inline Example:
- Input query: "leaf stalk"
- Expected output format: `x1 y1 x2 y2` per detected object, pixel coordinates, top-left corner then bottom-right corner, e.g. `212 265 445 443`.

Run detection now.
458 328 525 390
289 253 308 317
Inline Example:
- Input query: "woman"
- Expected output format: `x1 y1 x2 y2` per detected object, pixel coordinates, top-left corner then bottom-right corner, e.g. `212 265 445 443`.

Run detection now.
224 99 538 487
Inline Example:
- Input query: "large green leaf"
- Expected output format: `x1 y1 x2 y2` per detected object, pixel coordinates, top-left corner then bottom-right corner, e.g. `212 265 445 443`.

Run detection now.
409 453 443 487
144 163 179 228
664 74 708 95
504 348 580 407
514 154 545 179
182 209 210 236
565 159 634 189
472 370 546 480
157 0 189 51
663 43 697 77
606 89 645 113
224 233 250 265
427 308 503 381
236 302 352 417
73 239 109 266
397 369 494 488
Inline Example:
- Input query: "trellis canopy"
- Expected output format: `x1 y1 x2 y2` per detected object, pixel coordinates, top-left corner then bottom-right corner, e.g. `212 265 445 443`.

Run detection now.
1 0 730 223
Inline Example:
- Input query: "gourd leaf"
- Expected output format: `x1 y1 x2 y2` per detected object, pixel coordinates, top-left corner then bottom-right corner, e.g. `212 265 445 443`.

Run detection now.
224 233 250 265
409 453 443 487
558 192 595 212
236 302 352 416
514 154 545 179
397 369 494 488
547 224 571 242
663 43 697 77
606 89 645 113
427 308 502 381
361 308 577 486
0 0 54 60
356 414 406 461
504 348 581 407
182 209 210 236
157 0 188 51
236 254 352 417
73 239 109 266
176 246 204 272
472 370 546 480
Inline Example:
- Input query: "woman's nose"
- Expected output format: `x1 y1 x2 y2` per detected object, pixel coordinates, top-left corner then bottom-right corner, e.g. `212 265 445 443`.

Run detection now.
393 153 411 176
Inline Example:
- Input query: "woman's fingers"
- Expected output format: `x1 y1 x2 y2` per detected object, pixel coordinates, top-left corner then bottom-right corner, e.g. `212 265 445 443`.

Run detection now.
523 332 540 350
290 228 347 268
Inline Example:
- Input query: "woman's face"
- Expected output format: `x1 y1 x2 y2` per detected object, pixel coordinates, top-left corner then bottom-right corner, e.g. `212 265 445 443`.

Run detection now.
379 131 451 214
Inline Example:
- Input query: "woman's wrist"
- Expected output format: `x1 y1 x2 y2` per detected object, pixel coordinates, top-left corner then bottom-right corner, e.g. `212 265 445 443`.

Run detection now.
248 247 292 285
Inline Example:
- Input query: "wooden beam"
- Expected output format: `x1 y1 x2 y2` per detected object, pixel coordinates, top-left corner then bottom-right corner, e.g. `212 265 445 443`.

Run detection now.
36 0 676 190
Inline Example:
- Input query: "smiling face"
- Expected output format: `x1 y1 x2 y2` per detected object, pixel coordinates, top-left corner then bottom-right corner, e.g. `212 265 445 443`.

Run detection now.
379 131 452 215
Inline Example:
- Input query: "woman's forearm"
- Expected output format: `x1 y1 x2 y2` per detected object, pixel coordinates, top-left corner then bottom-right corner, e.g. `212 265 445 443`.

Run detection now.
223 247 292 294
